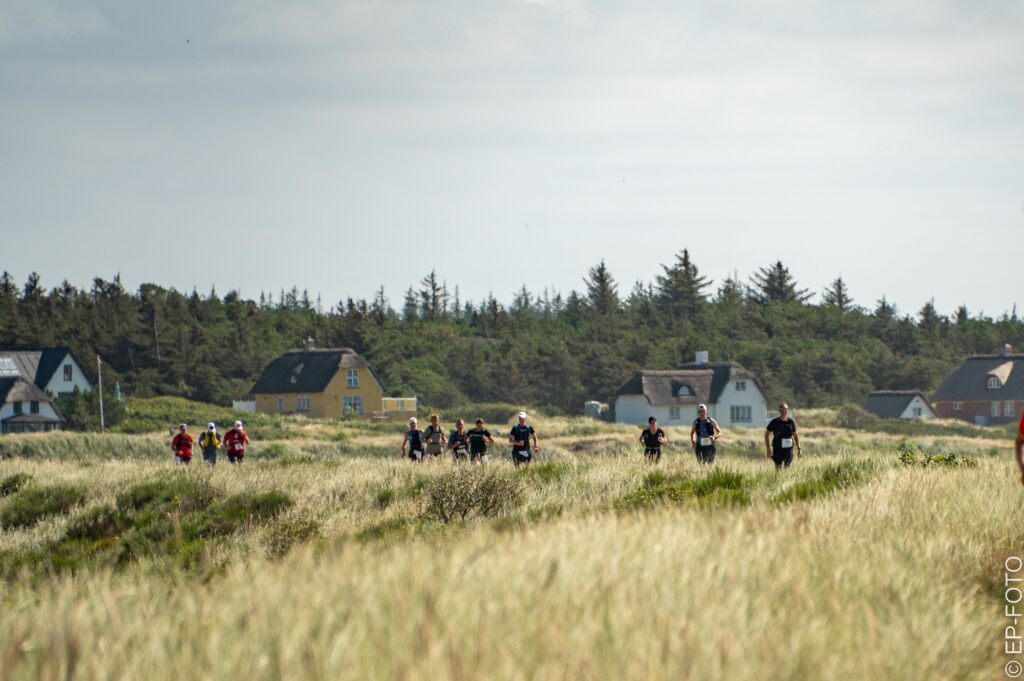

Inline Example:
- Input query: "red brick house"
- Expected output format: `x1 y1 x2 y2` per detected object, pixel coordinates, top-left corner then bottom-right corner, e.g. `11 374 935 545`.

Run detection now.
932 344 1022 425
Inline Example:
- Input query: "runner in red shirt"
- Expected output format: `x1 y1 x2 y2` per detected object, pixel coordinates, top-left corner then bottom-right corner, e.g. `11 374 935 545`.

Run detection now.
171 423 194 465
224 420 250 466
1016 412 1024 485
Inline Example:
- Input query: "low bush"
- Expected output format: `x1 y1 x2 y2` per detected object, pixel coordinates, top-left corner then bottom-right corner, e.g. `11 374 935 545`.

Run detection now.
422 467 522 524
208 491 294 535
619 469 750 509
517 461 571 483
264 513 321 559
773 459 875 503
898 450 978 469
0 473 33 497
0 484 87 529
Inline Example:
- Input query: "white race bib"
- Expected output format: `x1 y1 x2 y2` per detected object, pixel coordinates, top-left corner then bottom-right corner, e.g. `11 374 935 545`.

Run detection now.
699 437 713 447
780 438 794 449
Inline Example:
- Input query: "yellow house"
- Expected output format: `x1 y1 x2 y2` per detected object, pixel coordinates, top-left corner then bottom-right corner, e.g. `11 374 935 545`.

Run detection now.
250 347 416 420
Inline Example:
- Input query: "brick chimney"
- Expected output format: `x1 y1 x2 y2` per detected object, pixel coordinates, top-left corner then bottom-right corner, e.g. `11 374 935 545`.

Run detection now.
1002 343 1013 357
303 337 315 351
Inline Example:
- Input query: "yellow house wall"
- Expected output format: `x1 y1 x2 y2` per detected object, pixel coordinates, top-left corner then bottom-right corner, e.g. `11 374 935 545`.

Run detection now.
253 366 384 418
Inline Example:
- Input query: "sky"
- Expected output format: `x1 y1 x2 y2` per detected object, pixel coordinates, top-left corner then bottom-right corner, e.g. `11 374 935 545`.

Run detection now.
2 0 1023 317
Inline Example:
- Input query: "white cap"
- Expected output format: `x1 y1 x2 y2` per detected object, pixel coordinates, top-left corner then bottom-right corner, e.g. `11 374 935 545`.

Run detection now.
234 420 243 428
409 417 417 424
697 404 708 411
208 422 215 430
517 411 527 419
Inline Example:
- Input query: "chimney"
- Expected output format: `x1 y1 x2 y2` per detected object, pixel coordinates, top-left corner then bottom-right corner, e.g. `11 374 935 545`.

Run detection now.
695 350 709 365
303 337 315 351
1003 343 1013 357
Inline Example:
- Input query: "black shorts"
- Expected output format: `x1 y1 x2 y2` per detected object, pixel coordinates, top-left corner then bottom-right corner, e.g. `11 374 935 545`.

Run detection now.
228 452 244 463
644 447 661 460
695 445 716 463
512 449 532 465
408 450 424 462
470 450 488 462
772 448 793 468
452 447 469 461
202 447 218 464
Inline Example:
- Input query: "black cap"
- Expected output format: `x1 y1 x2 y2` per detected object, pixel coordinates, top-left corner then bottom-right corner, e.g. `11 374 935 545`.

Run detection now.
648 416 656 423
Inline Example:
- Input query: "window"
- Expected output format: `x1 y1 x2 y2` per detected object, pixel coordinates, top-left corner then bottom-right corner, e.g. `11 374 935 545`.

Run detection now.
735 381 747 391
63 364 73 381
347 369 359 388
992 401 1001 417
730 405 752 423
668 407 681 421
13 401 22 415
988 377 1002 389
277 397 284 412
1005 401 1016 417
677 386 692 397
953 402 963 411
30 401 39 414
912 407 922 417
343 396 364 415
397 399 405 411
297 396 311 411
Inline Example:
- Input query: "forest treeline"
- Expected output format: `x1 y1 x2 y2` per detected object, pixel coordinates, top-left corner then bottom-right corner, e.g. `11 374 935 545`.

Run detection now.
2 252 1022 415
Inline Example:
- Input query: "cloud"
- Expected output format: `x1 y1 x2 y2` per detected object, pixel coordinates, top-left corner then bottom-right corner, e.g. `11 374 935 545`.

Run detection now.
0 1 104 45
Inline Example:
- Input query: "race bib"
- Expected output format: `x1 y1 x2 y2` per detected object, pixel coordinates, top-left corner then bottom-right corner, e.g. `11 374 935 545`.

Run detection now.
700 437 712 447
780 438 794 449
412 450 423 460
455 447 467 455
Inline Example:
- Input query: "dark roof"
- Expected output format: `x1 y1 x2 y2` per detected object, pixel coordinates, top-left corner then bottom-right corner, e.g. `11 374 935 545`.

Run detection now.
0 377 64 422
862 391 933 419
932 354 1024 402
1 413 65 424
250 348 385 395
614 362 764 406
0 347 83 389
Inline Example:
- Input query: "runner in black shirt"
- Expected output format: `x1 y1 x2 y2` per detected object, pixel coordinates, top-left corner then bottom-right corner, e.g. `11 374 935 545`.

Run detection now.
466 418 495 465
402 417 426 462
509 411 538 466
690 404 722 464
447 419 470 462
638 417 667 462
765 403 801 469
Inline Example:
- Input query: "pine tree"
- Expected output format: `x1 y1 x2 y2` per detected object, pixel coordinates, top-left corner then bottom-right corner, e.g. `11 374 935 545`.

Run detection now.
655 249 711 318
954 305 969 324
749 261 812 304
419 270 443 321
715 273 745 306
583 260 620 315
402 287 419 322
822 276 855 313
874 296 897 321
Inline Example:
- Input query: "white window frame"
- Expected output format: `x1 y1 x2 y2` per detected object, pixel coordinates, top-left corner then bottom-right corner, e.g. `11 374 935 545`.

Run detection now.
343 395 364 415
276 397 284 412
347 369 359 388
988 377 1002 389
12 401 22 415
730 405 752 423
668 406 681 421
992 401 1001 417
63 364 73 381
1005 401 1016 417
735 381 747 391
297 396 311 412
953 402 962 411
912 407 922 417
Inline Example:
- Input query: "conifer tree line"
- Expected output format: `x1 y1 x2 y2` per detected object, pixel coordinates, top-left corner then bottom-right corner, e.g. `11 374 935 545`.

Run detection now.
1 253 1021 415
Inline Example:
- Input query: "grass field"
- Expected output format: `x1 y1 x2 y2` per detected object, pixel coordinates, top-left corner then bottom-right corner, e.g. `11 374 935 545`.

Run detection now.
0 413 1020 680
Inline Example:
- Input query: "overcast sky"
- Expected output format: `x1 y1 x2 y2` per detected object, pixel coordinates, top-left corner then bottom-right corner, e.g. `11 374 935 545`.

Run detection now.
2 1 1022 317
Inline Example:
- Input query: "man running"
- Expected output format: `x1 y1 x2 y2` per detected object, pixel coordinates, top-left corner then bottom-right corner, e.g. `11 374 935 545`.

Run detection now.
509 411 538 466
1015 411 1024 485
448 419 470 462
423 414 445 461
171 423 194 465
199 422 221 466
402 417 425 462
466 418 495 465
765 403 801 469
223 420 250 466
690 404 722 464
639 417 667 462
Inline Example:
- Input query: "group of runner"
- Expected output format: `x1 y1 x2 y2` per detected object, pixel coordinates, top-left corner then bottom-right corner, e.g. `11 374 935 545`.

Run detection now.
169 421 250 466
402 411 538 465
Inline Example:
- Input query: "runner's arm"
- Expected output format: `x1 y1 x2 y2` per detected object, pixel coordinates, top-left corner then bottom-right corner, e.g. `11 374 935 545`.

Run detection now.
1015 435 1024 485
711 419 722 441
401 433 409 456
764 428 772 457
794 432 802 456
690 422 697 446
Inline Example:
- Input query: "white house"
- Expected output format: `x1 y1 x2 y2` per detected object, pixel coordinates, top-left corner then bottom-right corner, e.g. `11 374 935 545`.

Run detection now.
613 351 769 428
0 376 66 433
0 348 92 397
861 391 937 420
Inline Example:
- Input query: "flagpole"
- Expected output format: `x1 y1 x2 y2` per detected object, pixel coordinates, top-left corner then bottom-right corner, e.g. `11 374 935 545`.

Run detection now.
97 355 105 432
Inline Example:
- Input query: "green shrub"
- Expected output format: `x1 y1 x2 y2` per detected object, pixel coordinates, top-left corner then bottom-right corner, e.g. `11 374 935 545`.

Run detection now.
0 484 87 529
264 513 321 559
116 475 218 515
356 517 417 543
774 459 874 503
898 450 978 469
618 469 750 509
259 443 288 459
423 468 522 523
373 486 396 510
517 461 571 483
208 491 293 535
0 473 32 497
65 504 127 541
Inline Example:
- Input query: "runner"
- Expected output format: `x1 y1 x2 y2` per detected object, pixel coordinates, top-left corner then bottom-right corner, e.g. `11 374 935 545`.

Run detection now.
466 418 495 465
765 403 801 469
223 420 250 466
690 404 722 464
447 419 470 462
199 422 221 466
423 414 446 461
1016 411 1024 485
402 417 425 462
508 411 538 466
638 416 667 463
171 423 194 465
